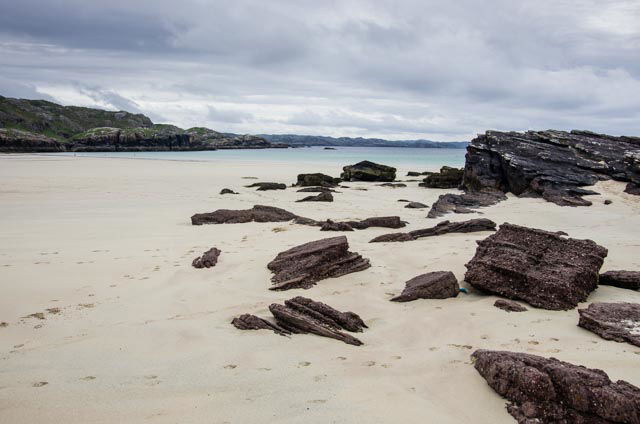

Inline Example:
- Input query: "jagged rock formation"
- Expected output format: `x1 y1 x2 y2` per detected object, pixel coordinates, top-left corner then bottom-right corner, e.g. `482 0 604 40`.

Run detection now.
341 161 396 182
191 247 221 268
370 218 496 243
295 173 341 187
419 166 463 188
321 216 406 232
296 192 334 202
391 271 459 302
191 205 316 226
494 299 528 312
464 223 608 310
232 297 366 345
245 182 287 191
427 191 506 218
472 349 640 423
578 302 640 347
404 202 428 209
0 128 64 152
267 236 371 290
599 271 640 291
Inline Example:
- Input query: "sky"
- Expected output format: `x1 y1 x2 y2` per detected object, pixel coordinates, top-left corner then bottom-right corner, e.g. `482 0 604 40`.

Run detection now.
0 0 639 141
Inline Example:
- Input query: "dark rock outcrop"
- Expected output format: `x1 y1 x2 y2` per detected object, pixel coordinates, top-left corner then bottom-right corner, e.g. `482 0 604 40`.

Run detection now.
220 188 238 195
390 271 459 302
295 173 341 187
419 166 464 189
191 205 316 226
604 199 613 205
407 171 429 177
341 161 396 182
599 271 640 291
296 192 334 202
370 218 496 243
427 191 506 218
231 314 290 336
320 220 355 231
322 216 406 232
297 187 336 193
494 299 528 312
578 302 640 347
191 247 221 268
245 182 286 191
472 349 640 424
378 183 406 188
267 236 371 290
405 202 428 209
464 223 608 310
0 128 64 152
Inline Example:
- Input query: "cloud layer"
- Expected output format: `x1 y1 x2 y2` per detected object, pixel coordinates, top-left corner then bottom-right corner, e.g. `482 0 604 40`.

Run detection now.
1 0 639 140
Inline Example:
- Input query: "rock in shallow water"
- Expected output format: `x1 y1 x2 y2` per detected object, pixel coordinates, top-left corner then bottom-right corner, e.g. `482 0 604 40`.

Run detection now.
471 349 640 424
464 223 608 310
341 160 396 182
267 236 371 290
493 299 527 312
191 247 221 268
578 302 640 347
599 271 640 291
390 271 459 302
370 218 496 243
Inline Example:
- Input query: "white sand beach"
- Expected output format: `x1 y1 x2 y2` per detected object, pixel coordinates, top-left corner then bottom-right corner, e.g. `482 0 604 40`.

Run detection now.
1 153 639 424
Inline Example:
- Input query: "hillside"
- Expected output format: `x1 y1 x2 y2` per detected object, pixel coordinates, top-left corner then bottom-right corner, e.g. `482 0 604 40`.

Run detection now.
259 134 468 148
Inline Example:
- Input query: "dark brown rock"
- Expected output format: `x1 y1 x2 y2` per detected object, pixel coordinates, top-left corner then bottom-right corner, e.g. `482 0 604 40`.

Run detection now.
267 236 370 290
407 171 429 177
296 192 334 202
295 173 341 187
219 188 238 195
397 199 410 202
405 202 427 209
320 220 355 231
419 166 463 188
370 218 496 243
427 190 506 218
600 271 640 291
472 349 640 424
231 314 290 336
391 271 459 302
464 223 608 310
191 205 317 226
378 183 406 188
245 182 286 191
494 299 528 312
346 216 406 230
284 297 367 332
604 199 613 205
296 186 336 193
578 302 640 347
341 161 396 182
191 247 221 268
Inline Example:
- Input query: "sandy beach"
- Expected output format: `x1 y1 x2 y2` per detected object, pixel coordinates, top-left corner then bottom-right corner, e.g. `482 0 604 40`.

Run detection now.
1 153 639 424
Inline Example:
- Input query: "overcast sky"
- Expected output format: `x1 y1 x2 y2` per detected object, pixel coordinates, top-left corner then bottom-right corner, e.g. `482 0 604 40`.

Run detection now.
0 0 638 141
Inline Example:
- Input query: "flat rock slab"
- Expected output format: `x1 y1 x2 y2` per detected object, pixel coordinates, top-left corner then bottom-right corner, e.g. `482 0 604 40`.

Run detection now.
378 183 406 188
191 205 317 226
391 271 459 302
600 271 640 291
494 299 527 312
219 188 238 195
296 187 337 193
464 223 608 310
404 202 427 209
427 190 506 218
341 160 396 182
321 216 406 232
267 236 371 290
295 173 341 187
419 166 463 189
245 182 286 191
192 247 221 268
370 218 496 243
296 192 334 202
578 302 640 347
231 314 290 336
472 349 640 423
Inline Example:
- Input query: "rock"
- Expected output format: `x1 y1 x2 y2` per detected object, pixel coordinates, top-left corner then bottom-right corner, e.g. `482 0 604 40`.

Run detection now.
245 182 286 191
370 218 496 243
231 314 290 336
284 297 367 332
471 349 640 424
296 192 334 202
600 271 640 291
627 182 640 195
324 147 336 150
341 160 396 182
191 205 317 226
404 202 428 209
604 199 613 205
464 223 608 310
427 191 506 218
219 188 238 195
320 220 355 231
320 216 406 231
419 166 464 188
494 299 527 312
397 199 410 202
0 128 64 152
578 302 640 347
191 247 221 268
378 183 407 188
295 173 341 187
267 236 371 290
407 171 429 177
296 187 336 193
391 271 459 302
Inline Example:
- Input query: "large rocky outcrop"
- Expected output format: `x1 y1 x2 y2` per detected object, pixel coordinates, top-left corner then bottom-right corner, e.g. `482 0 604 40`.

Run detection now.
191 205 316 226
390 271 460 302
599 271 640 291
0 128 64 152
464 223 608 310
341 161 396 182
419 166 464 188
578 302 640 347
472 349 640 423
295 173 341 187
232 296 367 345
370 218 496 243
267 236 371 290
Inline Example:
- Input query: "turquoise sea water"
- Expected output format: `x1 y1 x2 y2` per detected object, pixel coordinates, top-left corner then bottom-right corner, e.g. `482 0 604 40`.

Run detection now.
52 146 466 169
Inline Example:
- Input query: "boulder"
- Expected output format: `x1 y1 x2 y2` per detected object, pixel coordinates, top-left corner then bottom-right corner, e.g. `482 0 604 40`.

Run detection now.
599 271 640 291
219 188 238 195
320 220 355 231
604 199 613 205
494 299 527 312
296 192 334 202
296 187 336 193
245 182 286 191
295 173 341 187
378 183 406 188
405 202 428 209
578 302 640 347
391 271 459 302
231 314 290 336
191 205 317 226
427 191 506 218
407 171 429 177
341 160 396 182
321 216 406 231
464 223 608 310
370 218 496 243
419 166 463 188
191 247 221 268
472 349 640 423
267 236 371 290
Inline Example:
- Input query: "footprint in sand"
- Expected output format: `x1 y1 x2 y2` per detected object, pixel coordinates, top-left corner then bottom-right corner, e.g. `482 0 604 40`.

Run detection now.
308 399 327 404
528 340 539 345
429 347 439 351
298 361 311 367
335 356 347 361
46 308 61 315
0 322 8 328
313 375 327 382
448 344 473 350
258 368 272 371
363 361 376 367
392 355 402 360
32 381 48 387
380 364 392 368
224 364 237 369
80 376 96 381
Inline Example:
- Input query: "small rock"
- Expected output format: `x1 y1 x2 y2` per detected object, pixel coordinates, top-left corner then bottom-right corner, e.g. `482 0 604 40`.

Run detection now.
493 299 527 312
220 188 238 195
600 270 640 291
192 247 221 268
341 161 396 182
404 202 427 209
391 271 459 302
578 302 640 347
296 192 334 202
244 182 286 191
604 199 612 205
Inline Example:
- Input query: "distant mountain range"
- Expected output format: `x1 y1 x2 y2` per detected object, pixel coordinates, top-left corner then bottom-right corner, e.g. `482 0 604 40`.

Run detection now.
258 134 468 148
